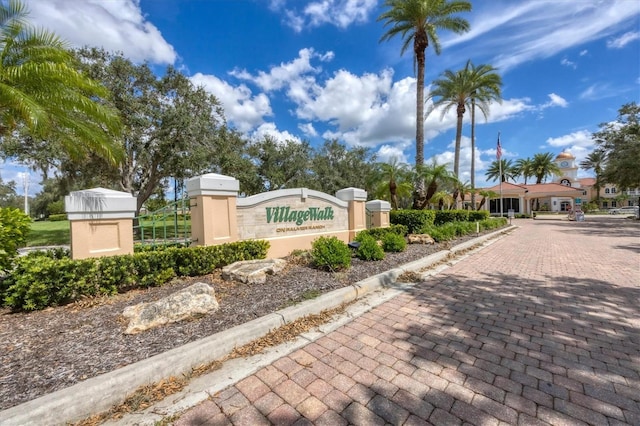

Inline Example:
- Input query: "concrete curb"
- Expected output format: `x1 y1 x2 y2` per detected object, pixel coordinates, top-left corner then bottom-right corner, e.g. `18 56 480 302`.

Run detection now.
0 225 514 426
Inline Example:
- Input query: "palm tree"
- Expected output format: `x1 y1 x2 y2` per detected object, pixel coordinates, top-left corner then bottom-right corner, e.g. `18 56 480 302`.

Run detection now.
378 0 471 209
532 152 561 183
454 179 474 209
476 189 498 211
579 150 606 206
429 60 502 179
372 157 412 210
415 158 458 208
430 190 454 210
485 159 517 183
0 0 122 164
514 157 535 184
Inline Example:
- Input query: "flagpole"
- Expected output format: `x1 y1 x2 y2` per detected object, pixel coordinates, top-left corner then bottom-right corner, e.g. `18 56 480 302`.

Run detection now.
498 132 503 217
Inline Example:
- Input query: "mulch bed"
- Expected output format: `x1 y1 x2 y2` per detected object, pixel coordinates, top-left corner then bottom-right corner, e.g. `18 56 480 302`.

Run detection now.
0 232 490 411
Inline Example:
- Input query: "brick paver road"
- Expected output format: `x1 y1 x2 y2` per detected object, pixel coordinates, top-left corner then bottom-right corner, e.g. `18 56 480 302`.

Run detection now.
177 217 640 425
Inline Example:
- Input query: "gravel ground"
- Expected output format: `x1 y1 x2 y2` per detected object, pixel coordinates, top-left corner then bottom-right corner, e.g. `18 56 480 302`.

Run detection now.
0 232 492 411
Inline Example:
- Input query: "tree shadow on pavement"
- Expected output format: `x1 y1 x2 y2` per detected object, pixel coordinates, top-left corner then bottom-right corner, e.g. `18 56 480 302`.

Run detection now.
370 271 640 425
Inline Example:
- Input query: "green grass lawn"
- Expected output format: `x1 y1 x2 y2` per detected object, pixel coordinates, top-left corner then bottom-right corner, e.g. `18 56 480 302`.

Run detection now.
25 216 191 247
26 220 71 247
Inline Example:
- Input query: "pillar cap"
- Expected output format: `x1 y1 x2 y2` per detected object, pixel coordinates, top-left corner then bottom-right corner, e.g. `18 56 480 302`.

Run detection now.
365 199 391 212
187 173 239 197
335 187 367 202
65 188 136 220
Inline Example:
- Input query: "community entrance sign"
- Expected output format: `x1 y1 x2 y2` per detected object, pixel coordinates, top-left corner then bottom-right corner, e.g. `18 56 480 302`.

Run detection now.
236 187 350 243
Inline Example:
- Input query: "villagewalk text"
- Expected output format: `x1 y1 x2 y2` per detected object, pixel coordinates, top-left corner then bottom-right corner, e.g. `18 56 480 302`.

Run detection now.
265 206 334 226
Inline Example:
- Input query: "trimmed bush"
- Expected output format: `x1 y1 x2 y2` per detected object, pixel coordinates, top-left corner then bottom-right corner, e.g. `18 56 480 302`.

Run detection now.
311 236 351 271
382 233 406 252
2 239 269 311
468 210 490 221
354 233 385 261
363 224 408 240
0 207 31 271
433 209 470 226
390 210 436 234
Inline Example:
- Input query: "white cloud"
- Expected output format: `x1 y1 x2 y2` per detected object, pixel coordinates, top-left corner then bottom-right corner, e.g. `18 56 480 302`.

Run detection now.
561 58 576 69
26 0 177 64
543 93 569 109
250 123 301 143
445 0 640 72
230 48 333 92
375 144 410 164
545 130 595 161
298 123 318 137
190 73 272 133
607 31 640 48
274 0 378 32
579 49 588 56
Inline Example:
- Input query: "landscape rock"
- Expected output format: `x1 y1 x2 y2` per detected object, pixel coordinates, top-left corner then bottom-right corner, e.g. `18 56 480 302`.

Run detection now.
222 258 287 284
122 282 219 334
407 234 436 245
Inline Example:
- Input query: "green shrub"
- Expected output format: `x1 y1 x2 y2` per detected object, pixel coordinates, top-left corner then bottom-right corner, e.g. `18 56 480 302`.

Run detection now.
382 233 406 252
479 217 507 230
134 241 189 252
364 224 408 240
47 200 66 215
1 239 269 311
390 210 436 234
0 207 31 271
468 210 490 221
47 214 68 222
433 210 469 226
354 233 385 261
311 236 351 271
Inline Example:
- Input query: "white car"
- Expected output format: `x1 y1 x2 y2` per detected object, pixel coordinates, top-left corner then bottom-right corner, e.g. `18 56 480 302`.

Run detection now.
609 206 639 216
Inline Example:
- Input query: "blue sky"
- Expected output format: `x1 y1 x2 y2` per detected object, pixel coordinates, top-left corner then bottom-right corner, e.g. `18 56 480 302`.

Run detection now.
6 0 640 196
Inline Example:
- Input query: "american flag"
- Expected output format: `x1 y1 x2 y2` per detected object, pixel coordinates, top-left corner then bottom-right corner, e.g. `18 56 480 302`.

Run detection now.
496 133 502 160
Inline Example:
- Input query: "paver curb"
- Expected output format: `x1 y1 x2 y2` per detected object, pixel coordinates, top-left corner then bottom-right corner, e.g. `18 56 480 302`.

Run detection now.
0 225 514 426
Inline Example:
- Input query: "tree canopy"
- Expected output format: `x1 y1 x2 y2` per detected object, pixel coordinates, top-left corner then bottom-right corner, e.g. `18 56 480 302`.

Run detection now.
592 102 640 190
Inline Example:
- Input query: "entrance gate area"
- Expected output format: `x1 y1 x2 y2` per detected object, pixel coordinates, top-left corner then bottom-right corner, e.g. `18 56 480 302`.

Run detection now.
133 198 191 247
64 174 391 260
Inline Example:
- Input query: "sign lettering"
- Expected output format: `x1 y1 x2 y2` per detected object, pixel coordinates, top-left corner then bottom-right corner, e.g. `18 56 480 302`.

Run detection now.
265 206 334 226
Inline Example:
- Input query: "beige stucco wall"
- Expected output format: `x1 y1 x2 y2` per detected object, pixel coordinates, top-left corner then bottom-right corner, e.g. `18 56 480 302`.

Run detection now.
264 230 351 258
190 195 238 246
70 219 133 259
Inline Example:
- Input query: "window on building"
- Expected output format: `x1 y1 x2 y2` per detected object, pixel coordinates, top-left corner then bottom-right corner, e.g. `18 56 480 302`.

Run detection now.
611 187 617 193
603 201 608 208
612 201 617 207
605 188 610 194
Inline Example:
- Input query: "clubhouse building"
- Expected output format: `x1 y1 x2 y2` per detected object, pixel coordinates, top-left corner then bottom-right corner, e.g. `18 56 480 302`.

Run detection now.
478 151 640 215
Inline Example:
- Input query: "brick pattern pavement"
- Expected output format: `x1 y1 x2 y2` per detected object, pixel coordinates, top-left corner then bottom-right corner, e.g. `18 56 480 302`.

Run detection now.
176 218 640 425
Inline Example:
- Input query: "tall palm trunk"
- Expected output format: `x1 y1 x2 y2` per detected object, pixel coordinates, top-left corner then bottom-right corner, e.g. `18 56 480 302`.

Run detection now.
470 97 476 209
451 102 465 207
389 179 398 210
453 102 465 177
412 30 428 210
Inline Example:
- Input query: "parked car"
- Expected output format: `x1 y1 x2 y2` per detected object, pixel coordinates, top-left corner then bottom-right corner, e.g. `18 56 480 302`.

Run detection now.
609 206 639 216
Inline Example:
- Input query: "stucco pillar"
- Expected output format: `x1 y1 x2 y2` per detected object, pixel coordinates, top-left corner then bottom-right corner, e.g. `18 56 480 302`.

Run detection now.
366 200 391 229
336 187 367 240
65 188 136 260
187 173 239 246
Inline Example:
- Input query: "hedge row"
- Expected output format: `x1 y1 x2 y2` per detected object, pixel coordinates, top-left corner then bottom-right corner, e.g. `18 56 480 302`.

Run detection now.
421 217 507 242
390 210 436 234
390 209 490 233
0 240 269 311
